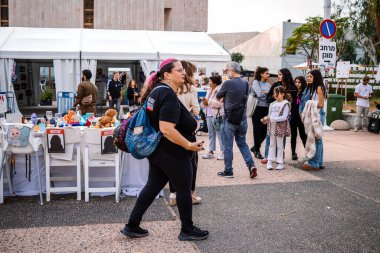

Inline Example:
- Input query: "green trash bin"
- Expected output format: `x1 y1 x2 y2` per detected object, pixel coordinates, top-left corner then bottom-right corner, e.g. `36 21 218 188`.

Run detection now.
326 94 345 126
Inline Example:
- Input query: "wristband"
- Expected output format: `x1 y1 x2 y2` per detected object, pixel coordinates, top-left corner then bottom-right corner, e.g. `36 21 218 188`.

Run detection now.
185 142 191 150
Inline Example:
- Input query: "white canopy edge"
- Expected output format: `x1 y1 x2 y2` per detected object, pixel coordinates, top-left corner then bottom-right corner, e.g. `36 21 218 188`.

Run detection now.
0 27 81 59
0 27 230 62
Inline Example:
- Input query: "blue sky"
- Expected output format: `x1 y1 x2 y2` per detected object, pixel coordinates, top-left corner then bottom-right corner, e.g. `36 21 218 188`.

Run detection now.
208 0 325 33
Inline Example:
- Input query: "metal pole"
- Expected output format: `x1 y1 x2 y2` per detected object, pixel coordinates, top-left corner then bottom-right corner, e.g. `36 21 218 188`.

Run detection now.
324 0 331 19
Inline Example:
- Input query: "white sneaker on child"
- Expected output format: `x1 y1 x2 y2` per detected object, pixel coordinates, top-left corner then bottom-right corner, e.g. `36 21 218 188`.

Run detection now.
169 193 177 206
275 163 285 170
267 161 273 170
216 154 224 160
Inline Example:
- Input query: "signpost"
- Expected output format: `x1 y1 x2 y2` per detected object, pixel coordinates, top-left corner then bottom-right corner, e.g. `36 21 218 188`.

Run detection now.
318 39 336 69
319 17 337 129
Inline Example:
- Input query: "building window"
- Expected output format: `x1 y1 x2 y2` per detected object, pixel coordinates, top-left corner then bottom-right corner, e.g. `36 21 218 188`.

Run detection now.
83 0 94 29
1 0 9 27
164 8 171 31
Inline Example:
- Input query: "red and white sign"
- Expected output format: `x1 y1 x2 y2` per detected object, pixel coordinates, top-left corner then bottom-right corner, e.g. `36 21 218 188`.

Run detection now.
320 19 337 39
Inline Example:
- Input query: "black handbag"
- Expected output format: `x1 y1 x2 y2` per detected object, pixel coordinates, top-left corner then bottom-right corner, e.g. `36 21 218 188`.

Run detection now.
213 109 223 131
226 81 249 125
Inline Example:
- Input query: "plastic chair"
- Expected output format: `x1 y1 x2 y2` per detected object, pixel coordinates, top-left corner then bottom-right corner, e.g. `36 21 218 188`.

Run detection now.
1 123 44 205
83 128 121 203
0 136 13 204
45 127 82 202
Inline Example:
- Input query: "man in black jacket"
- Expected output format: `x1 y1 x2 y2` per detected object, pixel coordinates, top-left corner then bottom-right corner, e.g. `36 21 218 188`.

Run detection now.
107 72 122 114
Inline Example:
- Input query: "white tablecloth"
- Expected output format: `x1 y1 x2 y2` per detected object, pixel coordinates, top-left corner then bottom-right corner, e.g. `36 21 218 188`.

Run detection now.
2 148 151 197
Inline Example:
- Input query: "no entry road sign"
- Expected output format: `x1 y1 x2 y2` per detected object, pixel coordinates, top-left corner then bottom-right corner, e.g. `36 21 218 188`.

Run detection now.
320 19 337 39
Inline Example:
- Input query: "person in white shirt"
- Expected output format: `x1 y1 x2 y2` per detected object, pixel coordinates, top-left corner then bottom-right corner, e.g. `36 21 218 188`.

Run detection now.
262 86 291 170
354 76 372 132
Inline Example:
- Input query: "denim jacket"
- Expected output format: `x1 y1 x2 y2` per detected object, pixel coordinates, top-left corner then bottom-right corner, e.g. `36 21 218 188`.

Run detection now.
299 88 311 113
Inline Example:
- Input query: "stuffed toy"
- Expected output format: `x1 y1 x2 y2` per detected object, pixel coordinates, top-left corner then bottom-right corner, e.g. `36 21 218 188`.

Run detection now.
97 109 117 128
63 110 75 124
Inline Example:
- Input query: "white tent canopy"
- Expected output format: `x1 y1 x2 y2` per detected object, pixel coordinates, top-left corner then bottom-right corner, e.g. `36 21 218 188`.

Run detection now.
147 31 230 62
81 29 158 60
0 27 82 59
292 62 319 70
0 27 229 62
0 27 230 93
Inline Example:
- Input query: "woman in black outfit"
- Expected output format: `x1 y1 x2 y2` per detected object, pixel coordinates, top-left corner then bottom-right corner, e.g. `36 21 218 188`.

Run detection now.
126 79 139 109
120 58 209 241
250 67 271 159
290 76 308 160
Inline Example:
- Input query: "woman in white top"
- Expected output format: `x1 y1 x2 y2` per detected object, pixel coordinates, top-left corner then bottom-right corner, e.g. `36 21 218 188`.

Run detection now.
169 60 202 206
262 86 291 170
200 75 224 160
302 69 326 171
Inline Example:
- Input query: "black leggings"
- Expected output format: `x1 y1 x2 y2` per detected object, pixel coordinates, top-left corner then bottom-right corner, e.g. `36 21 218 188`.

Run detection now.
290 113 307 154
252 106 269 152
128 151 193 231
169 152 198 193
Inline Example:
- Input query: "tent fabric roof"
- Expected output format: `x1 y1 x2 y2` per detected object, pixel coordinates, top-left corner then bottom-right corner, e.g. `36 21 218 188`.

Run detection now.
0 27 82 59
147 31 230 61
81 29 157 60
0 27 230 62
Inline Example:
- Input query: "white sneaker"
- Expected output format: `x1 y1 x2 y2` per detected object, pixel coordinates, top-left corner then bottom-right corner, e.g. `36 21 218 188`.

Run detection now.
267 161 273 170
169 193 176 206
276 163 285 170
217 154 224 160
202 153 215 159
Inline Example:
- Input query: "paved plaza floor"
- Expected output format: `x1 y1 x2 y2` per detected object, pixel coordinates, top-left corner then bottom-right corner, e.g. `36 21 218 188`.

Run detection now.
1 124 379 252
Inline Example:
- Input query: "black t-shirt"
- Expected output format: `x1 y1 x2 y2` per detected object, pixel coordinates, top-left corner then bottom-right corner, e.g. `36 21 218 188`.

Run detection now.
146 83 197 158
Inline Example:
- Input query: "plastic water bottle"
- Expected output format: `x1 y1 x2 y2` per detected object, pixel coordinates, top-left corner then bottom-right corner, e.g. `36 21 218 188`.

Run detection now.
31 113 37 125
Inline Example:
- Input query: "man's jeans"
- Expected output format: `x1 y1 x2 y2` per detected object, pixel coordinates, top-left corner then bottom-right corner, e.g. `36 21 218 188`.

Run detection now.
355 105 370 129
308 109 325 168
110 98 121 114
221 119 255 174
206 116 224 152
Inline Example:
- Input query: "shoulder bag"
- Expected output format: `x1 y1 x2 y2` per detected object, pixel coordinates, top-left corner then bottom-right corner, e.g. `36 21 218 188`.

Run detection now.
274 103 291 137
246 81 260 117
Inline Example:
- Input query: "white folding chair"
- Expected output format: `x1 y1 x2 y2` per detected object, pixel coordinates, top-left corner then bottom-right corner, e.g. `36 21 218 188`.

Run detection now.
45 127 81 202
1 123 43 205
83 128 121 203
0 137 13 204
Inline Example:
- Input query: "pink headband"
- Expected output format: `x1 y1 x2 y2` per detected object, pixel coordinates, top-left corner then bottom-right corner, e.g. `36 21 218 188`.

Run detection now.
159 58 177 70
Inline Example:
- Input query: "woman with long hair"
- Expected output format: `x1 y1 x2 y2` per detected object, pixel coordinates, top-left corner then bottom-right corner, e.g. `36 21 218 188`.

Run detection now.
250 67 271 159
126 79 139 110
121 58 209 241
201 74 224 160
169 60 201 207
302 69 326 170
290 76 308 160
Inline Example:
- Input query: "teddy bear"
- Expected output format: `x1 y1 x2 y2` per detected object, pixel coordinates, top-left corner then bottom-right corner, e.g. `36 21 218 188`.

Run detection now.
97 109 117 128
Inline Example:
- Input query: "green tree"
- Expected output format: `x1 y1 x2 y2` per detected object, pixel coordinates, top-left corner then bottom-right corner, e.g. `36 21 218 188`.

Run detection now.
231 52 244 64
283 16 352 65
335 0 380 65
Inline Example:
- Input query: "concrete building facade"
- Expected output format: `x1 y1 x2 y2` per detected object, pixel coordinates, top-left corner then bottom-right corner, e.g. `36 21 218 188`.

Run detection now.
0 0 207 31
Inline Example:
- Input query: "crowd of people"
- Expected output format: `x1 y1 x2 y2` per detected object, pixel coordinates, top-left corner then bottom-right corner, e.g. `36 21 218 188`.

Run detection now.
74 59 359 242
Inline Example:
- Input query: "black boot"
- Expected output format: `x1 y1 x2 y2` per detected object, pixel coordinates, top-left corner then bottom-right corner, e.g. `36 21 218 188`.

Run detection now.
292 153 298 161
